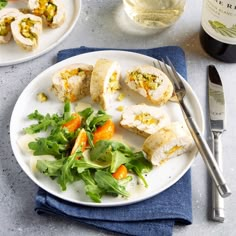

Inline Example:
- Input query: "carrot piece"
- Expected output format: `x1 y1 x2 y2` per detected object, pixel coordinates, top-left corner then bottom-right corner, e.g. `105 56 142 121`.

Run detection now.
93 120 115 144
112 165 128 180
63 113 81 132
71 128 87 154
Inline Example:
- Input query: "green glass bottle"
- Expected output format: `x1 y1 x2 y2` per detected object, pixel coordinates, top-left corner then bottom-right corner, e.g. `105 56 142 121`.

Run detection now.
200 0 236 63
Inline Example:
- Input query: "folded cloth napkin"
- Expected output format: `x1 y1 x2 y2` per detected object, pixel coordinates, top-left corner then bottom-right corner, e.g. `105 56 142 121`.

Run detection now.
35 46 192 236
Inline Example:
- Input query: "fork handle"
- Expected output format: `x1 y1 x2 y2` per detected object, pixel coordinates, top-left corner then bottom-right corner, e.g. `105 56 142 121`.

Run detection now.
180 101 231 198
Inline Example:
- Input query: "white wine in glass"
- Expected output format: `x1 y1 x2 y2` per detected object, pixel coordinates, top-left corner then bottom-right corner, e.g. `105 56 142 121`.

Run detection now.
123 0 186 29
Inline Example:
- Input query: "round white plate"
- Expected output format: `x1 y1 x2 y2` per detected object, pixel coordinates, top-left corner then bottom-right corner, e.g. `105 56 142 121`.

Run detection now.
10 50 204 207
0 0 81 66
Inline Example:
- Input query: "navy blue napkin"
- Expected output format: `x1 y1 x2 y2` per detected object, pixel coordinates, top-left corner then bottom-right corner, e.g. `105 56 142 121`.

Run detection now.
35 46 192 236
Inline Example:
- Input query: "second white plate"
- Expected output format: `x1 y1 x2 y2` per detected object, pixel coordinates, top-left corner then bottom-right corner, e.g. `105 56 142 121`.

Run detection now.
0 0 81 66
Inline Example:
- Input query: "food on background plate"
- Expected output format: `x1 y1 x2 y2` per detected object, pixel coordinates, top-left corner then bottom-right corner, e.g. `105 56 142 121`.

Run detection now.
21 101 152 202
0 0 66 51
28 0 66 28
37 92 48 102
143 121 194 166
120 104 170 138
90 58 121 110
125 65 174 105
51 63 93 102
0 8 21 44
11 13 42 50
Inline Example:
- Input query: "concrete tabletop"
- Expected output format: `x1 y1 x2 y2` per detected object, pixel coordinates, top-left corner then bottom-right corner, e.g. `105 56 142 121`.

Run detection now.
0 0 235 235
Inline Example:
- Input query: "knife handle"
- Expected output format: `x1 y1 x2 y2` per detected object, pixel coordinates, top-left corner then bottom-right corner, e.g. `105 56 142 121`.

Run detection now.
212 132 224 222
180 101 231 198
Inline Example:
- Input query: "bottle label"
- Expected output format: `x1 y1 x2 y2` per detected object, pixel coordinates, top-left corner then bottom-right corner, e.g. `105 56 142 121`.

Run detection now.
201 0 236 45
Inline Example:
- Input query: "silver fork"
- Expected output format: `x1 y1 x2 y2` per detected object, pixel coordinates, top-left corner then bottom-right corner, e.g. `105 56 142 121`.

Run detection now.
154 57 231 198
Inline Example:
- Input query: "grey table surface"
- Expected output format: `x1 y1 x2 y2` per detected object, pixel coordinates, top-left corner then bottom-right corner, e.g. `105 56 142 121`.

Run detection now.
0 0 235 235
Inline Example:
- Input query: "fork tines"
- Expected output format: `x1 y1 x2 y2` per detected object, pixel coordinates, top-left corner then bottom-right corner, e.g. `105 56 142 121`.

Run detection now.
153 57 186 98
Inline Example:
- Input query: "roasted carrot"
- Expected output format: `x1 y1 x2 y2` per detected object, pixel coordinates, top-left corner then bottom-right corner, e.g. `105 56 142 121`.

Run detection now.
62 113 81 132
112 165 128 180
71 128 87 154
93 119 115 143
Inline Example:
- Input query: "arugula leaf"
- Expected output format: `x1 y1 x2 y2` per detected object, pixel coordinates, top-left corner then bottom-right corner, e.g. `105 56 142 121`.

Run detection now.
63 100 71 120
90 141 152 187
89 111 111 130
36 158 65 178
94 170 129 197
36 150 83 191
24 110 63 134
0 0 7 10
125 151 152 187
49 127 72 144
57 152 82 191
28 139 68 158
110 150 130 173
89 140 113 164
85 130 94 148
28 124 77 158
110 141 134 155
78 107 94 119
72 157 106 173
77 108 111 147
80 170 104 203
78 107 111 148
24 102 153 203
79 108 111 132
90 140 134 172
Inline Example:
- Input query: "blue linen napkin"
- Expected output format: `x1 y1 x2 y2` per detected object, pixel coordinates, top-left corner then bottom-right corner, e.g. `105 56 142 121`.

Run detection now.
35 46 192 236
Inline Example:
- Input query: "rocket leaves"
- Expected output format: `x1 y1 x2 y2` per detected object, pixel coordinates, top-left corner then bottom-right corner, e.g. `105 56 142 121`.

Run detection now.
0 0 7 10
24 102 152 203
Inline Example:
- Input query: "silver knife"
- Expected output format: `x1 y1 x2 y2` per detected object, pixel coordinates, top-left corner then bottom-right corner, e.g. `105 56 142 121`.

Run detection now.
208 65 227 222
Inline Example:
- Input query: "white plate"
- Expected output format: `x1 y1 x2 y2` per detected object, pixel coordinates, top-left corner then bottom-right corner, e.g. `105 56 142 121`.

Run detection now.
10 50 204 207
0 0 81 66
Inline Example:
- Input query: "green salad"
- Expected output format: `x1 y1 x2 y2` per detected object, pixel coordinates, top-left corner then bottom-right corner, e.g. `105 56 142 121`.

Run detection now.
0 0 7 10
24 101 152 202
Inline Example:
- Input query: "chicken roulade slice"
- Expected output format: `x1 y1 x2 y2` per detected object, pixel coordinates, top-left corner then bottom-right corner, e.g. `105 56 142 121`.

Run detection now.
11 14 42 51
120 104 170 138
90 58 121 110
0 8 21 44
125 65 174 106
28 0 66 28
52 63 93 102
143 122 194 166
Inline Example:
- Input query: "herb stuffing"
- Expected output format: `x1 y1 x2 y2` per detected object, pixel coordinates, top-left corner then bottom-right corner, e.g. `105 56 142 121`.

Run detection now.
23 101 152 202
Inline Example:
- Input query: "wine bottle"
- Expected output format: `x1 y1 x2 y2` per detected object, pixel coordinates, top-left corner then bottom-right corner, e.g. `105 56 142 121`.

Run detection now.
200 0 236 63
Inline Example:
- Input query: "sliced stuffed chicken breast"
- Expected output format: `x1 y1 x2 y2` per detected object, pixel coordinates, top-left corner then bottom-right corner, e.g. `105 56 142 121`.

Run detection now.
52 63 93 102
120 104 170 138
90 58 121 110
11 13 42 50
0 8 21 44
143 122 194 166
28 0 66 28
125 65 174 105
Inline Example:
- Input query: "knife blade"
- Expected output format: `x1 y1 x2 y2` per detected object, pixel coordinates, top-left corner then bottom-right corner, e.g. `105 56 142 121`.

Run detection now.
208 65 227 222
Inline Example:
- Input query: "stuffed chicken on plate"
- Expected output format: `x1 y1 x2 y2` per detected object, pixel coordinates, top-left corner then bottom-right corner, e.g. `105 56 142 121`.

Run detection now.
11 13 42 50
120 104 170 138
52 63 93 102
125 65 174 106
0 8 21 44
90 58 121 110
28 0 66 28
